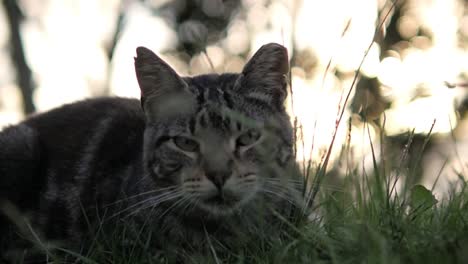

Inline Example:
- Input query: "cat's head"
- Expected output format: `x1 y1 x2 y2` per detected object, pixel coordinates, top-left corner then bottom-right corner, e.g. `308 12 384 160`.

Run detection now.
134 43 302 217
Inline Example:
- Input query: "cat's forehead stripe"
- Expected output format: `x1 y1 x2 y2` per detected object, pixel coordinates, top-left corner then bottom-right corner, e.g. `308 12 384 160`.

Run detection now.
187 74 236 107
184 74 275 133
193 105 230 132
197 83 227 106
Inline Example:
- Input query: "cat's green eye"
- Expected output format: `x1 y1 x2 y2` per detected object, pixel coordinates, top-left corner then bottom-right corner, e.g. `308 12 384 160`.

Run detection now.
237 129 261 147
173 136 199 152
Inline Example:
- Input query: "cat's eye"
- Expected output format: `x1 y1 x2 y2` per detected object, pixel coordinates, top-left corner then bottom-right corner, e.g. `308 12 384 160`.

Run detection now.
236 129 261 147
164 163 182 173
173 136 199 152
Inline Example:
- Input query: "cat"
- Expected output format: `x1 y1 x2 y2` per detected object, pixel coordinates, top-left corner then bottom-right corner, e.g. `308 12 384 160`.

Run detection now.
0 43 305 262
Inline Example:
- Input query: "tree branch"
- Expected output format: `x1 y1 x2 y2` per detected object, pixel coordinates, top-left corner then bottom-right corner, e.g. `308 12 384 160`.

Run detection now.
3 0 35 114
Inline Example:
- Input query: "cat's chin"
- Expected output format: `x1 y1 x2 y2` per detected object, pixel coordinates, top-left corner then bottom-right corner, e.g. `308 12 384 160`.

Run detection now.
197 193 246 216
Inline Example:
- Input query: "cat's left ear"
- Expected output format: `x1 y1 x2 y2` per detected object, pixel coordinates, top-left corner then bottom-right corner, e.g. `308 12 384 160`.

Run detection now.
134 47 194 120
235 43 289 109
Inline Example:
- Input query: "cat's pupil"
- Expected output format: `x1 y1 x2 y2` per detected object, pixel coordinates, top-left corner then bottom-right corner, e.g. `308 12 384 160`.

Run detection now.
173 136 199 152
237 129 261 147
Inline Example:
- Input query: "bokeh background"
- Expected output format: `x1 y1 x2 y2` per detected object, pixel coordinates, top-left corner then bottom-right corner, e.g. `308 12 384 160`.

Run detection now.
1 0 467 199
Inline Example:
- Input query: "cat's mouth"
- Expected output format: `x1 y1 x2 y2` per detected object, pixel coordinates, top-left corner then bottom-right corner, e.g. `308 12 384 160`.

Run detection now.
202 192 240 208
206 195 231 204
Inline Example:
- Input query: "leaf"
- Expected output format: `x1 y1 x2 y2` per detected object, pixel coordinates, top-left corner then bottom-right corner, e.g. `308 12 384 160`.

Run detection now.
410 185 438 210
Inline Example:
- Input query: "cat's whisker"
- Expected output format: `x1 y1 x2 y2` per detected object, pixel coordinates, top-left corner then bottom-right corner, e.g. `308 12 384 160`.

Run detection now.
104 186 177 207
263 177 305 184
179 196 199 216
264 176 350 192
262 179 304 190
263 181 302 194
132 174 152 186
110 189 183 219
262 190 297 207
124 190 185 219
264 182 304 190
264 177 305 183
264 178 347 193
157 195 192 219
260 186 298 206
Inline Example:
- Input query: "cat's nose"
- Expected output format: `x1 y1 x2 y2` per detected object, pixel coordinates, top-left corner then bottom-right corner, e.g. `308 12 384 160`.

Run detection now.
203 157 233 190
206 170 231 190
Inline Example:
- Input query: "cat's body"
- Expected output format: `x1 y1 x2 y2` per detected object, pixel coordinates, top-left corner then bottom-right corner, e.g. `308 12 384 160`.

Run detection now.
1 98 145 239
0 44 304 261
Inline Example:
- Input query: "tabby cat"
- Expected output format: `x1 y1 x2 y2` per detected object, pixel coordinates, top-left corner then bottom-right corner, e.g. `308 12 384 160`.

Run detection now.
0 43 304 262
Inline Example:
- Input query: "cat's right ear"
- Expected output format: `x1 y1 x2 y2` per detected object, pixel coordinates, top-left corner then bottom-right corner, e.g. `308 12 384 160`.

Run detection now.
234 43 289 110
134 47 193 120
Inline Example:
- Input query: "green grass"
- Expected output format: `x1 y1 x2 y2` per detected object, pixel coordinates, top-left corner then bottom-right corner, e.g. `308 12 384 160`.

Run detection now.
33 152 465 264
72 180 467 264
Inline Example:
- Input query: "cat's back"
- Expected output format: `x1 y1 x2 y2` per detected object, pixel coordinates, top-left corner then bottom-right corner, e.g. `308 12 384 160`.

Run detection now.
24 97 144 136
19 97 144 154
19 97 146 173
0 97 146 203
